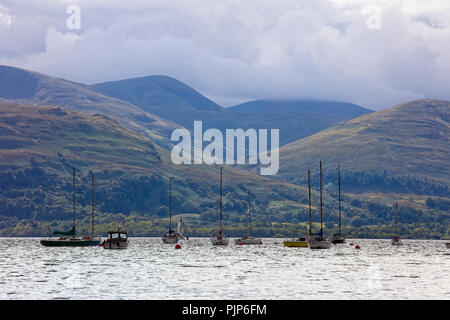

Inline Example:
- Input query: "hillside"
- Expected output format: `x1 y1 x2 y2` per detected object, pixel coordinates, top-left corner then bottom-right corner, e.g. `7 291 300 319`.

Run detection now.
0 102 343 235
0 65 178 147
278 99 450 196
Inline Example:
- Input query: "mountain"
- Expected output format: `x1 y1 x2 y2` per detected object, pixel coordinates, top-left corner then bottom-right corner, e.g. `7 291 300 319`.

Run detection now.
91 75 222 119
0 65 178 147
0 102 330 235
91 76 372 146
278 99 450 196
0 65 373 148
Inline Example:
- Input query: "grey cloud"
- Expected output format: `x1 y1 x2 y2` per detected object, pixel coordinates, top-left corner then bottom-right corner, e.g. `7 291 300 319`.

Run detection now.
0 0 449 109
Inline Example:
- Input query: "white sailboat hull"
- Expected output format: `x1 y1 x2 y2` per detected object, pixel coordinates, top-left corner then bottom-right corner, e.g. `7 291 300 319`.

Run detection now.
211 236 229 246
329 234 346 244
309 238 332 249
162 236 178 244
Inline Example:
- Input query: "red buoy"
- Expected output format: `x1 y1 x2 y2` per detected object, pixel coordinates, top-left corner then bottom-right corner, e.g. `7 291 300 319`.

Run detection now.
239 242 243 246
175 244 182 249
355 245 360 249
99 243 103 247
259 241 263 245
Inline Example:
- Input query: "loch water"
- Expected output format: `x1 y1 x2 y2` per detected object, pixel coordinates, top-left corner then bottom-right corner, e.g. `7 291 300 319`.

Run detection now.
0 238 449 299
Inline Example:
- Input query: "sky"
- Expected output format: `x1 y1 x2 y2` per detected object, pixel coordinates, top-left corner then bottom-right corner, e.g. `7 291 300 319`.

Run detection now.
0 0 449 109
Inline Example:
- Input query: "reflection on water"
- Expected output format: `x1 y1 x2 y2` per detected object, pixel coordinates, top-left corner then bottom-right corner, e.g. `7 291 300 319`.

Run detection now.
0 238 449 299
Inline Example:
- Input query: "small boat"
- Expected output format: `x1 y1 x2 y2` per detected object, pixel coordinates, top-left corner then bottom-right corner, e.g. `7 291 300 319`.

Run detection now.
330 165 346 244
235 191 262 245
391 201 403 246
41 168 101 247
211 167 229 246
284 236 308 247
162 177 179 244
309 162 332 250
101 229 128 249
309 231 332 249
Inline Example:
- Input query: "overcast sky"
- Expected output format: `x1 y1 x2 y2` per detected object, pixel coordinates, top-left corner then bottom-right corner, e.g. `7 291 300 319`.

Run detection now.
0 0 449 109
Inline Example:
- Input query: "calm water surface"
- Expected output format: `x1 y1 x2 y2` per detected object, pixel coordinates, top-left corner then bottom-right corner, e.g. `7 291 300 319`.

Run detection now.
0 238 449 299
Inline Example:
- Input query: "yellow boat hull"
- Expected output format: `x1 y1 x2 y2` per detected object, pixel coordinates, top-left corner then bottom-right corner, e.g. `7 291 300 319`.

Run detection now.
283 241 308 247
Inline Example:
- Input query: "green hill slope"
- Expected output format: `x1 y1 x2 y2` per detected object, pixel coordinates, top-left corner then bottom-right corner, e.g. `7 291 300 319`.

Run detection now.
278 99 450 195
0 102 332 236
0 65 178 147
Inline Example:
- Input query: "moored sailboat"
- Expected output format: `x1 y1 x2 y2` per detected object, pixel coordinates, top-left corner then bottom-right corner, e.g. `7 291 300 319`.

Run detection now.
211 167 229 246
235 191 262 245
309 161 332 250
330 165 346 244
391 201 403 246
40 168 101 247
162 177 179 244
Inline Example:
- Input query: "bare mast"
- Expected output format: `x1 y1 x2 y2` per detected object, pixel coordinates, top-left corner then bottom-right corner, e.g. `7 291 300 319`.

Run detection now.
73 167 76 235
338 165 341 234
220 167 223 233
91 172 95 236
308 169 312 236
320 160 323 234
247 190 252 236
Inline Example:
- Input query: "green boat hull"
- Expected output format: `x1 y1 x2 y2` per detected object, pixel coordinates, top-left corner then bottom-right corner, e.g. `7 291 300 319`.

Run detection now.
40 239 101 247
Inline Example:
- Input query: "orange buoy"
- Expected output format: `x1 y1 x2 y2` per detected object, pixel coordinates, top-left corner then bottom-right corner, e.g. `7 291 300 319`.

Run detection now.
175 244 182 249
355 245 360 249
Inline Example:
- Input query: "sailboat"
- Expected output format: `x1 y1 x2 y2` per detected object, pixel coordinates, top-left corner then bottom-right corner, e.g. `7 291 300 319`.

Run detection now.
391 201 403 246
283 170 312 248
330 165 346 244
235 191 262 245
309 161 332 249
40 168 101 247
162 177 179 244
210 167 229 246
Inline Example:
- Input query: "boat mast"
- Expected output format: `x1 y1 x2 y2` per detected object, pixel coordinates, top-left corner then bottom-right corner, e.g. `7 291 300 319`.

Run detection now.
169 177 173 233
308 169 312 236
247 190 252 236
338 165 341 234
73 167 76 235
91 171 95 236
320 160 323 233
219 167 223 233
396 201 399 237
